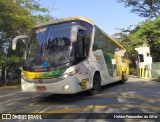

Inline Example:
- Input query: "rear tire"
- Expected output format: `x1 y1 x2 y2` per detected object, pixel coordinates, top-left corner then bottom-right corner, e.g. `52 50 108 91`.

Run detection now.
88 73 101 95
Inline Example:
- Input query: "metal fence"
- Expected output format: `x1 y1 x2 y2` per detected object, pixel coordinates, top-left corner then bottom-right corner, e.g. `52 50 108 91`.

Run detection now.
151 62 160 79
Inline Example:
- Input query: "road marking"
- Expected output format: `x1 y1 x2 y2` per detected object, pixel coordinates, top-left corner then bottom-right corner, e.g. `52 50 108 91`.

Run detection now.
122 96 160 102
0 94 17 98
91 94 160 102
38 105 97 113
5 94 160 113
7 105 53 113
38 104 160 113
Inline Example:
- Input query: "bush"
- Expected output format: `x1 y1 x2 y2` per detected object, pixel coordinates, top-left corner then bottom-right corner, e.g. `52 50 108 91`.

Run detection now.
129 68 137 75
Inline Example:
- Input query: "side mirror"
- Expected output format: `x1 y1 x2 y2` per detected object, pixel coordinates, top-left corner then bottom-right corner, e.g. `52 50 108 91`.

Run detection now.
12 35 28 50
70 25 86 43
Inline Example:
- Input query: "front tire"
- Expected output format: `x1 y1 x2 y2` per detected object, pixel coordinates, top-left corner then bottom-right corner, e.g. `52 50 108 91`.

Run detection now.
88 73 101 95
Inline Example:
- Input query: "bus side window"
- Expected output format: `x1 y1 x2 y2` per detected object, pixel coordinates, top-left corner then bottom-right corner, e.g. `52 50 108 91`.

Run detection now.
77 30 86 58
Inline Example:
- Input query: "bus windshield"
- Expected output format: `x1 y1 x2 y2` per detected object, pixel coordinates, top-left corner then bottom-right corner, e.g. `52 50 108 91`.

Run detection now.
24 23 75 71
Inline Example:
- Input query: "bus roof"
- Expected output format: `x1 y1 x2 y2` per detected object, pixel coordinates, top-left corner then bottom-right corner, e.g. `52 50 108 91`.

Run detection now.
35 16 125 50
35 16 94 28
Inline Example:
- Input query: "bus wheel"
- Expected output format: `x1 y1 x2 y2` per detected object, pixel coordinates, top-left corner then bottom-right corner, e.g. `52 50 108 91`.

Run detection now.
88 73 101 95
120 72 127 84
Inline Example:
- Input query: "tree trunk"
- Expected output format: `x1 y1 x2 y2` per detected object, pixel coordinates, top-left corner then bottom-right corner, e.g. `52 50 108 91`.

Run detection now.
0 67 5 81
0 67 5 86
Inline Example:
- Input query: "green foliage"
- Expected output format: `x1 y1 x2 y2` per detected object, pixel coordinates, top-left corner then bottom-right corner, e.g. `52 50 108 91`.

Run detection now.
0 0 34 36
16 0 48 13
129 67 137 75
118 0 160 18
115 0 160 73
15 0 55 23
130 17 160 61
0 0 55 82
0 0 30 78
114 17 160 73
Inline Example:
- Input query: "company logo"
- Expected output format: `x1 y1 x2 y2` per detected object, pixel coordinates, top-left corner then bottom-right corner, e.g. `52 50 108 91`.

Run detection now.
39 79 42 84
2 114 11 119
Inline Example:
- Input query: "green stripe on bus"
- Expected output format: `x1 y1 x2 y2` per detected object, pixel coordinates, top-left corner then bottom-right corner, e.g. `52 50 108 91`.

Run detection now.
43 68 67 77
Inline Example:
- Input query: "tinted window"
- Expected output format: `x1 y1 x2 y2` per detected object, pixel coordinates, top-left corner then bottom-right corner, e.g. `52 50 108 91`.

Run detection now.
93 27 108 51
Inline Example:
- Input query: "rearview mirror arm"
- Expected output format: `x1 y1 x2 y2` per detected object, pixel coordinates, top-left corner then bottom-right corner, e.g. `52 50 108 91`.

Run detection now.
12 35 28 50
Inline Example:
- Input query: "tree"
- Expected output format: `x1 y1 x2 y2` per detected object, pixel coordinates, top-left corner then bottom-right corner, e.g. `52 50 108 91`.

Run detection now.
114 17 160 73
130 17 160 61
0 0 55 37
0 0 34 37
0 0 33 82
118 0 160 18
0 0 55 84
113 25 136 53
15 0 55 23
115 0 160 75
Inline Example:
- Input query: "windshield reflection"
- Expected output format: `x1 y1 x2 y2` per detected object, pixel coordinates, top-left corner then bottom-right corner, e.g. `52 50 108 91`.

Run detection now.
24 23 75 71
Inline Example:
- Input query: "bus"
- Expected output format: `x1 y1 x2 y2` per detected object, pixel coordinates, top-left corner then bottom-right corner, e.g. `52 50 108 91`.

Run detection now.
12 16 129 95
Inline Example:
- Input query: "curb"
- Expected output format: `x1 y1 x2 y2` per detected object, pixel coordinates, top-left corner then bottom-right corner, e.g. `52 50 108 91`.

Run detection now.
0 85 21 90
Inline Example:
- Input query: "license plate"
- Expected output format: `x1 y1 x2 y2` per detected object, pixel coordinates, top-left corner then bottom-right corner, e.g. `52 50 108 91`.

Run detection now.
37 86 46 90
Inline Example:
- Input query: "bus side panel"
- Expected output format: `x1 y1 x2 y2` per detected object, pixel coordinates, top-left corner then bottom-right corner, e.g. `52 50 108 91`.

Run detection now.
75 61 93 91
88 50 115 86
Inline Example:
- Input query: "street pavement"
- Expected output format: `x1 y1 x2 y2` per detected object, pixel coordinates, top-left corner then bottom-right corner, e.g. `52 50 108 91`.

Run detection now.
0 76 159 122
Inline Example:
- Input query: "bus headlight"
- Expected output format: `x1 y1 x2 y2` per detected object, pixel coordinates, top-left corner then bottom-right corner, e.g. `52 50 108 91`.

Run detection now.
69 70 78 76
61 69 79 79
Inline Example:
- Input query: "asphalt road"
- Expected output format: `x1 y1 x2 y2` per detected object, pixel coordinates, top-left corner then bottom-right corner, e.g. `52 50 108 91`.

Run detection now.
0 76 159 122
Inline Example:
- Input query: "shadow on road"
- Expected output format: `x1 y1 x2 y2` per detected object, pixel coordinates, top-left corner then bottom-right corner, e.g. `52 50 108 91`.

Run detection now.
33 81 122 104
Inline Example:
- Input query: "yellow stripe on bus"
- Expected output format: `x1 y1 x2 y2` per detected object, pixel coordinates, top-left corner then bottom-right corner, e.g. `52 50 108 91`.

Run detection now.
23 70 43 79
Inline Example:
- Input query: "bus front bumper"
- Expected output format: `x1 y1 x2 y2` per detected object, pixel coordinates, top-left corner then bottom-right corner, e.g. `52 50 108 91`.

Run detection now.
21 76 84 94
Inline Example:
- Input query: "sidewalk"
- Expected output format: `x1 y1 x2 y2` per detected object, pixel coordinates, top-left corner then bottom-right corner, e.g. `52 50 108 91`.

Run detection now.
129 75 159 81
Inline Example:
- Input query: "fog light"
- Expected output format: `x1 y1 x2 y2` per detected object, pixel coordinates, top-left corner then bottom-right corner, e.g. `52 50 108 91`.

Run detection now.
64 85 69 90
63 74 69 78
